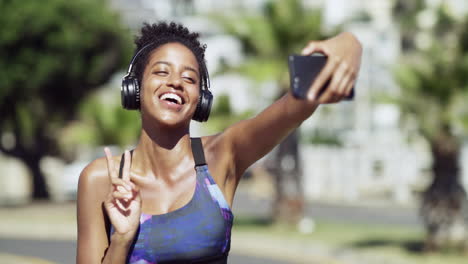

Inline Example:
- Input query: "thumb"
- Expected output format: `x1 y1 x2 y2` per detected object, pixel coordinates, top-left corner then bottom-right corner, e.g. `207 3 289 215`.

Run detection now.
301 41 327 56
132 185 141 202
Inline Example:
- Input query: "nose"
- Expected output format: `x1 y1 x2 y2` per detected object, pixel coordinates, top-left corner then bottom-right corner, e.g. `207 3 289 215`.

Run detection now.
167 74 182 90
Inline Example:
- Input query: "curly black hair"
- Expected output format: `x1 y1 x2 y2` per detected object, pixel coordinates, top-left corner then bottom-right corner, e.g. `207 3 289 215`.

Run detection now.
132 21 210 91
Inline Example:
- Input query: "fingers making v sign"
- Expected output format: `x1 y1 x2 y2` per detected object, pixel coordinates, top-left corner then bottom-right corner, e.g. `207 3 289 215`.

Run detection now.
103 148 141 241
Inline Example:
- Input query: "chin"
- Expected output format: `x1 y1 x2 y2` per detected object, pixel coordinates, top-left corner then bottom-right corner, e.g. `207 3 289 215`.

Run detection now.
157 114 191 129
141 107 192 130
141 99 191 125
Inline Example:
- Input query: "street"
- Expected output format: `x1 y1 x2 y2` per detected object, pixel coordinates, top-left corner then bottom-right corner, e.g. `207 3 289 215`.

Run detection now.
233 189 420 227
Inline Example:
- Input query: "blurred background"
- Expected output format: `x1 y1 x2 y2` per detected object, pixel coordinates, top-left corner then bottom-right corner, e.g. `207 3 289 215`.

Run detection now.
1 0 468 263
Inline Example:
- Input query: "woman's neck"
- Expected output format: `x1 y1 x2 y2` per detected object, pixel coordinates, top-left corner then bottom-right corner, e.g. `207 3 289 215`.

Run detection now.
132 123 194 180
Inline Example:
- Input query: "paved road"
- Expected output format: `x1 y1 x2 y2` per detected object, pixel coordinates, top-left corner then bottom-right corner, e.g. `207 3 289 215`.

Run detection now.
233 190 420 227
0 238 293 264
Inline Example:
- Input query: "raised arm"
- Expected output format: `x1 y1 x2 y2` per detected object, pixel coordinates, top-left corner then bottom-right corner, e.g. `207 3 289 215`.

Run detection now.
225 32 362 177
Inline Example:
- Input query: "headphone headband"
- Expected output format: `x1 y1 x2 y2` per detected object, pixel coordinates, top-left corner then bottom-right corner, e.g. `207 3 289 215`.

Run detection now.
125 43 155 76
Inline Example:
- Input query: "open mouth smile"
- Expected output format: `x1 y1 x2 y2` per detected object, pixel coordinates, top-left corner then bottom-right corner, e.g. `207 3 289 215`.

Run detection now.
159 92 185 105
158 92 186 111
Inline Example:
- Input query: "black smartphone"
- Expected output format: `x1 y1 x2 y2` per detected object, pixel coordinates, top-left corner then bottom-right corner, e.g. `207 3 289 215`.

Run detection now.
288 54 354 100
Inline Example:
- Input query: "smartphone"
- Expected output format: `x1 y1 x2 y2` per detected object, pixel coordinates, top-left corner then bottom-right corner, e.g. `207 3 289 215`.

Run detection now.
288 54 354 100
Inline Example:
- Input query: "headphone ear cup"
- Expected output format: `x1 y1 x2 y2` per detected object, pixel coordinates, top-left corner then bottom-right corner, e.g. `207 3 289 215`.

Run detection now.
121 76 140 110
192 90 213 122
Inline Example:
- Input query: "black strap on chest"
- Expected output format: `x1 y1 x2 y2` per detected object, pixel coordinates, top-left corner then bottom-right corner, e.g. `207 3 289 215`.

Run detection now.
118 149 134 179
190 137 206 167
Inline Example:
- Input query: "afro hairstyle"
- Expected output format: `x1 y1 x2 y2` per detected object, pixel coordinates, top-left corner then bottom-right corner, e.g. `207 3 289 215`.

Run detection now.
132 21 210 91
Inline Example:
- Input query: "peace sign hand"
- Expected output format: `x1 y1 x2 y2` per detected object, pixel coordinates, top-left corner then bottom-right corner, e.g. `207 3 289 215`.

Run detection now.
103 148 141 242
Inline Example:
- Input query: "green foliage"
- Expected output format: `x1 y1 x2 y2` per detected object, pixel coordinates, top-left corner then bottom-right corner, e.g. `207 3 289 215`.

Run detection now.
0 0 132 103
0 0 132 151
235 59 285 83
212 94 232 116
60 90 141 154
304 130 342 146
212 0 326 85
205 94 253 133
392 3 468 140
0 0 132 198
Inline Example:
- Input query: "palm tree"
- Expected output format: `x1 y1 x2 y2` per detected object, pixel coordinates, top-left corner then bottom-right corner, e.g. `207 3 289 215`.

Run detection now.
393 1 468 251
213 0 329 224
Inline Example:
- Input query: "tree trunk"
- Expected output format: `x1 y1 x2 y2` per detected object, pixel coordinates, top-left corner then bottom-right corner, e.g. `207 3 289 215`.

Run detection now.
420 128 468 251
0 139 50 200
25 154 50 199
268 129 304 225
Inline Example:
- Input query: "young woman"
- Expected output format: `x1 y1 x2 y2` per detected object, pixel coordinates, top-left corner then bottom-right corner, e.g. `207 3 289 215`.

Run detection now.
77 22 362 264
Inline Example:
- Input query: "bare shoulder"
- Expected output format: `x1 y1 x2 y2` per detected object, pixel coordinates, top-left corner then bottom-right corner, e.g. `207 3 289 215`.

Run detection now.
78 156 118 200
80 157 107 183
80 154 123 180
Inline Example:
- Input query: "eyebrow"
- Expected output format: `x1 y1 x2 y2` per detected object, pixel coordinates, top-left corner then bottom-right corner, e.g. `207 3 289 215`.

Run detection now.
151 61 199 76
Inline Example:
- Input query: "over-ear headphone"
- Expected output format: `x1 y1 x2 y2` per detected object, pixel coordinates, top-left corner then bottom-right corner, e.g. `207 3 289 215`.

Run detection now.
121 43 213 122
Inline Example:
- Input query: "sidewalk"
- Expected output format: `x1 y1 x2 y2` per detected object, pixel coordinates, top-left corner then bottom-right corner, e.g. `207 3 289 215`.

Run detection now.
0 253 54 264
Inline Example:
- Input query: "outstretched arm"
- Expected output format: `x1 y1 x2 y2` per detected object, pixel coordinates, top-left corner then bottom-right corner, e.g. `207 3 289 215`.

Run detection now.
224 32 362 177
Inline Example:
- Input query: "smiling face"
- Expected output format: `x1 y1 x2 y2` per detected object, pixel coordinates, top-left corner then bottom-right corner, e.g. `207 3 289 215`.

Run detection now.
139 42 200 128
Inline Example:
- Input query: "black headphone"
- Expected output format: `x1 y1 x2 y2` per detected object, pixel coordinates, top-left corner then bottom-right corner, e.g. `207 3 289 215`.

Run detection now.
121 43 213 122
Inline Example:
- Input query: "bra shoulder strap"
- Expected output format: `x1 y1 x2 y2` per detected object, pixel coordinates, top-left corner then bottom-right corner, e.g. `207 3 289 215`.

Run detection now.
118 149 134 179
190 137 207 167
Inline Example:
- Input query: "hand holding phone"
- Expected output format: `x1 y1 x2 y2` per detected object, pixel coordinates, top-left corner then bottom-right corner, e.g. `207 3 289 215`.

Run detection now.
288 54 354 101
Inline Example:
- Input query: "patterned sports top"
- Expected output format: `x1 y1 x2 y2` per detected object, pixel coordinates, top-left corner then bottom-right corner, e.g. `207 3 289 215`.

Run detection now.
112 138 234 264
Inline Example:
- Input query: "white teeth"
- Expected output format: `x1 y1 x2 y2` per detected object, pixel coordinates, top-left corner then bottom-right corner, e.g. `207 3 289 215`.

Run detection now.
160 93 182 104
